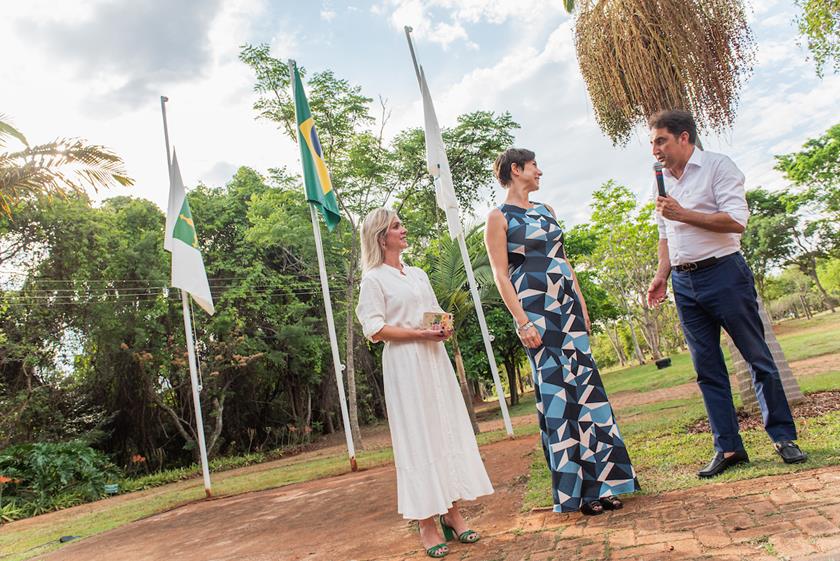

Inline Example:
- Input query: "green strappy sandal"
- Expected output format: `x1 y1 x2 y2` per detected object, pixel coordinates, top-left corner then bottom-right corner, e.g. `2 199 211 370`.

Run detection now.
440 514 480 544
425 543 448 558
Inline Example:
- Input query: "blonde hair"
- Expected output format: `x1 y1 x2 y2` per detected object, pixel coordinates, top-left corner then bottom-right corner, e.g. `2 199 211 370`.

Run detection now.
360 207 398 272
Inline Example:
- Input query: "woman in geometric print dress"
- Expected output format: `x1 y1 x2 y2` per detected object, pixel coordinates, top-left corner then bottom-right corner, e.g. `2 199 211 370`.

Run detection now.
484 148 640 515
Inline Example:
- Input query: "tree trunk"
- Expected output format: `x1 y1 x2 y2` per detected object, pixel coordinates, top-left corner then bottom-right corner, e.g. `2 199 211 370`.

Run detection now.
636 310 662 360
605 321 627 366
452 337 480 434
799 294 813 319
504 356 519 406
726 297 804 413
806 265 836 312
471 379 484 404
344 232 363 450
516 360 525 396
627 320 646 365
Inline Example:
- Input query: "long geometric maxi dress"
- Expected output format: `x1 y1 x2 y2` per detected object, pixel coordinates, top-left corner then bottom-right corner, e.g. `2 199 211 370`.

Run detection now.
500 202 640 512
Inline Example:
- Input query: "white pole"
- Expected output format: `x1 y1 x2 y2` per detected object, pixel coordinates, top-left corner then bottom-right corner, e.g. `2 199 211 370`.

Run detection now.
455 231 514 437
160 96 213 496
309 205 357 470
288 60 357 470
405 29 514 437
182 292 213 496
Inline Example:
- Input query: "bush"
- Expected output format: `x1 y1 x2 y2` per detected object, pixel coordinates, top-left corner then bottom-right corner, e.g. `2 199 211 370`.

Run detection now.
0 441 119 518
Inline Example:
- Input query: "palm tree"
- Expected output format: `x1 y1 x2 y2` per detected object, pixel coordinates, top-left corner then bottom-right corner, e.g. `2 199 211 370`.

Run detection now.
429 225 499 434
0 114 133 216
565 0 755 145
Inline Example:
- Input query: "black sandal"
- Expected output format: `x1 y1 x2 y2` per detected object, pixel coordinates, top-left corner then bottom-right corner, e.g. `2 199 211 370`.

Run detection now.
580 500 604 516
599 496 623 510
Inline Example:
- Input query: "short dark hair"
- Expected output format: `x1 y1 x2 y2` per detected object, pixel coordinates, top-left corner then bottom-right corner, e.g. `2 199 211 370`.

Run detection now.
493 148 536 187
648 110 697 144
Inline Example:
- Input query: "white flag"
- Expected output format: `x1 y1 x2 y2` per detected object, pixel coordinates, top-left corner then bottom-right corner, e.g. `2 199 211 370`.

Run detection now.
418 66 462 238
165 150 215 315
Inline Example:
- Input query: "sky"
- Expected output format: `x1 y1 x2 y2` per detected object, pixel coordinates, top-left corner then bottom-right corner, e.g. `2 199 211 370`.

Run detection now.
1 0 838 229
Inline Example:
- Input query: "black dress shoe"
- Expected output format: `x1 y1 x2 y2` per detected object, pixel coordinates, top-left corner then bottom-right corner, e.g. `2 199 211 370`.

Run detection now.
775 441 807 464
697 449 749 478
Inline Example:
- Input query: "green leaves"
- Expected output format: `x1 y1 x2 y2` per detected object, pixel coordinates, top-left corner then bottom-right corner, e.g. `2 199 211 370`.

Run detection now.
0 116 133 217
794 0 840 77
0 441 118 517
775 123 840 217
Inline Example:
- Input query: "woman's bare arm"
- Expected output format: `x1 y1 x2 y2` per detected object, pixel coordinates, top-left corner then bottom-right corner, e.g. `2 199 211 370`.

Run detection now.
484 209 542 348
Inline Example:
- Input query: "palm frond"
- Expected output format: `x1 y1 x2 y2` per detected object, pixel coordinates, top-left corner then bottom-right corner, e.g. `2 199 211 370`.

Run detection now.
0 114 28 148
1 137 133 215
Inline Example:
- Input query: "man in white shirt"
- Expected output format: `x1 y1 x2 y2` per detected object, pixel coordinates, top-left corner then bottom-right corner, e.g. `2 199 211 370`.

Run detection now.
646 110 806 478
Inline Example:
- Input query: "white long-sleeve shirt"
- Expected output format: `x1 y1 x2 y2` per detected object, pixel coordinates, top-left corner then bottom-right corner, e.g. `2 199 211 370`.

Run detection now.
653 147 750 267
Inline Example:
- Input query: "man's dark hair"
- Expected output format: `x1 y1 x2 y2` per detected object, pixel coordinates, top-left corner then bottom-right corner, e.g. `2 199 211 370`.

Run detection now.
493 148 536 187
648 110 697 144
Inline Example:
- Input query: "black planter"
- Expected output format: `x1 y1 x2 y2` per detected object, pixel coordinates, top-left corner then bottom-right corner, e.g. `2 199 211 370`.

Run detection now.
655 357 672 369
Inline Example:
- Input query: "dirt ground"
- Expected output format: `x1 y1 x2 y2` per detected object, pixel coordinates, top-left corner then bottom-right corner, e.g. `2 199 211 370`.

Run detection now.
35 436 538 561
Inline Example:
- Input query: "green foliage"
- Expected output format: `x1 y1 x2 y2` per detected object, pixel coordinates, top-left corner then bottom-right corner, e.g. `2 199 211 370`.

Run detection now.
795 0 840 77
741 187 798 299
0 115 133 216
0 441 118 517
775 123 840 216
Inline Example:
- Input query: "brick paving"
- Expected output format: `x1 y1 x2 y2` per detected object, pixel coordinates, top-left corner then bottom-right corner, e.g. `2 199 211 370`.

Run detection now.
443 465 840 561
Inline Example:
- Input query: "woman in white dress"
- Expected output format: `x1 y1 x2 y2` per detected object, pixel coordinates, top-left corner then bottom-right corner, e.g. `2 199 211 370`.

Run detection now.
355 208 494 558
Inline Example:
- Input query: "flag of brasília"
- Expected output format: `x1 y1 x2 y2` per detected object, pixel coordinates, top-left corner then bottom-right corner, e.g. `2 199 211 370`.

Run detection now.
291 61 341 231
164 151 215 315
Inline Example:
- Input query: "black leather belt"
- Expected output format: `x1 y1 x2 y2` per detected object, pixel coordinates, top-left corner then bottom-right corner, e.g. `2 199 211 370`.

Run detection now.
672 253 736 273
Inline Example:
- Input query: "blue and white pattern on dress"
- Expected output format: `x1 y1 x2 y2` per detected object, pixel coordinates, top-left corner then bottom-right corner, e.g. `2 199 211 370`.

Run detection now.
501 202 640 512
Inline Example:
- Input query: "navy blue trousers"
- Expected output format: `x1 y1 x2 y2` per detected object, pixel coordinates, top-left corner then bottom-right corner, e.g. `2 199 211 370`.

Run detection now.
671 252 797 452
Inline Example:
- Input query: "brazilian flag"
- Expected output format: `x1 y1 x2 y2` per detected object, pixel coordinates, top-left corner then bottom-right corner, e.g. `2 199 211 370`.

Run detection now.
291 61 341 231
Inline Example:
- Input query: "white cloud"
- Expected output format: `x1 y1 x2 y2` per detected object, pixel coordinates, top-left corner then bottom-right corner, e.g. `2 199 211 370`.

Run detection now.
380 0 565 48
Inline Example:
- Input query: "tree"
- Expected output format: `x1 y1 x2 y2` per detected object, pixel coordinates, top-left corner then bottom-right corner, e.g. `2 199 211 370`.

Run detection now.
775 123 840 218
588 181 667 363
566 1 755 144
0 115 133 218
794 0 840 77
741 188 798 300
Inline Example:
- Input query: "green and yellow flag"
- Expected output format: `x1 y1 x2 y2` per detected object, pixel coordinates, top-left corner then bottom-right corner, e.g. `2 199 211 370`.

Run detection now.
291 61 341 231
164 150 215 315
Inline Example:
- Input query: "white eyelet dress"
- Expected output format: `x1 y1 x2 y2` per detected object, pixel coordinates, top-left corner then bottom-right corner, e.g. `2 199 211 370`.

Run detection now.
355 263 494 520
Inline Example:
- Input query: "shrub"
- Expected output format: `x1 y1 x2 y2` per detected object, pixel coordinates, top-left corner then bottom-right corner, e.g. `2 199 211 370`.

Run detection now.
0 441 120 517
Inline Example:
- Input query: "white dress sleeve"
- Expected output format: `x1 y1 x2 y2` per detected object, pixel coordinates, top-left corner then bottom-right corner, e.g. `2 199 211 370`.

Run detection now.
356 274 387 342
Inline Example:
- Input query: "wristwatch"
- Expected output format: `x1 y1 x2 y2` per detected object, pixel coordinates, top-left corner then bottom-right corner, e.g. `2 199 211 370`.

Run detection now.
517 320 535 334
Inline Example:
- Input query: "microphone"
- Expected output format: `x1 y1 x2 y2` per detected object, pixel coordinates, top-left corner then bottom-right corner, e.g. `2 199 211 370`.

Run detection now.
653 162 666 197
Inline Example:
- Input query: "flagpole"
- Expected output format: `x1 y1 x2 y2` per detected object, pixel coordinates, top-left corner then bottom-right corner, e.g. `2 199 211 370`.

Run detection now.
406 28 514 437
455 230 514 437
288 61 357 471
160 96 214 496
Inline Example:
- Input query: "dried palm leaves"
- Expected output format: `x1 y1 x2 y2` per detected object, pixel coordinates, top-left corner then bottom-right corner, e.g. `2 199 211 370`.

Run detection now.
573 0 755 144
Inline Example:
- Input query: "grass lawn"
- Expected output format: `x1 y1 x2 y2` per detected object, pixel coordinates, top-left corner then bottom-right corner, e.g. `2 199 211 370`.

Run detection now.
522 370 840 510
600 312 840 396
